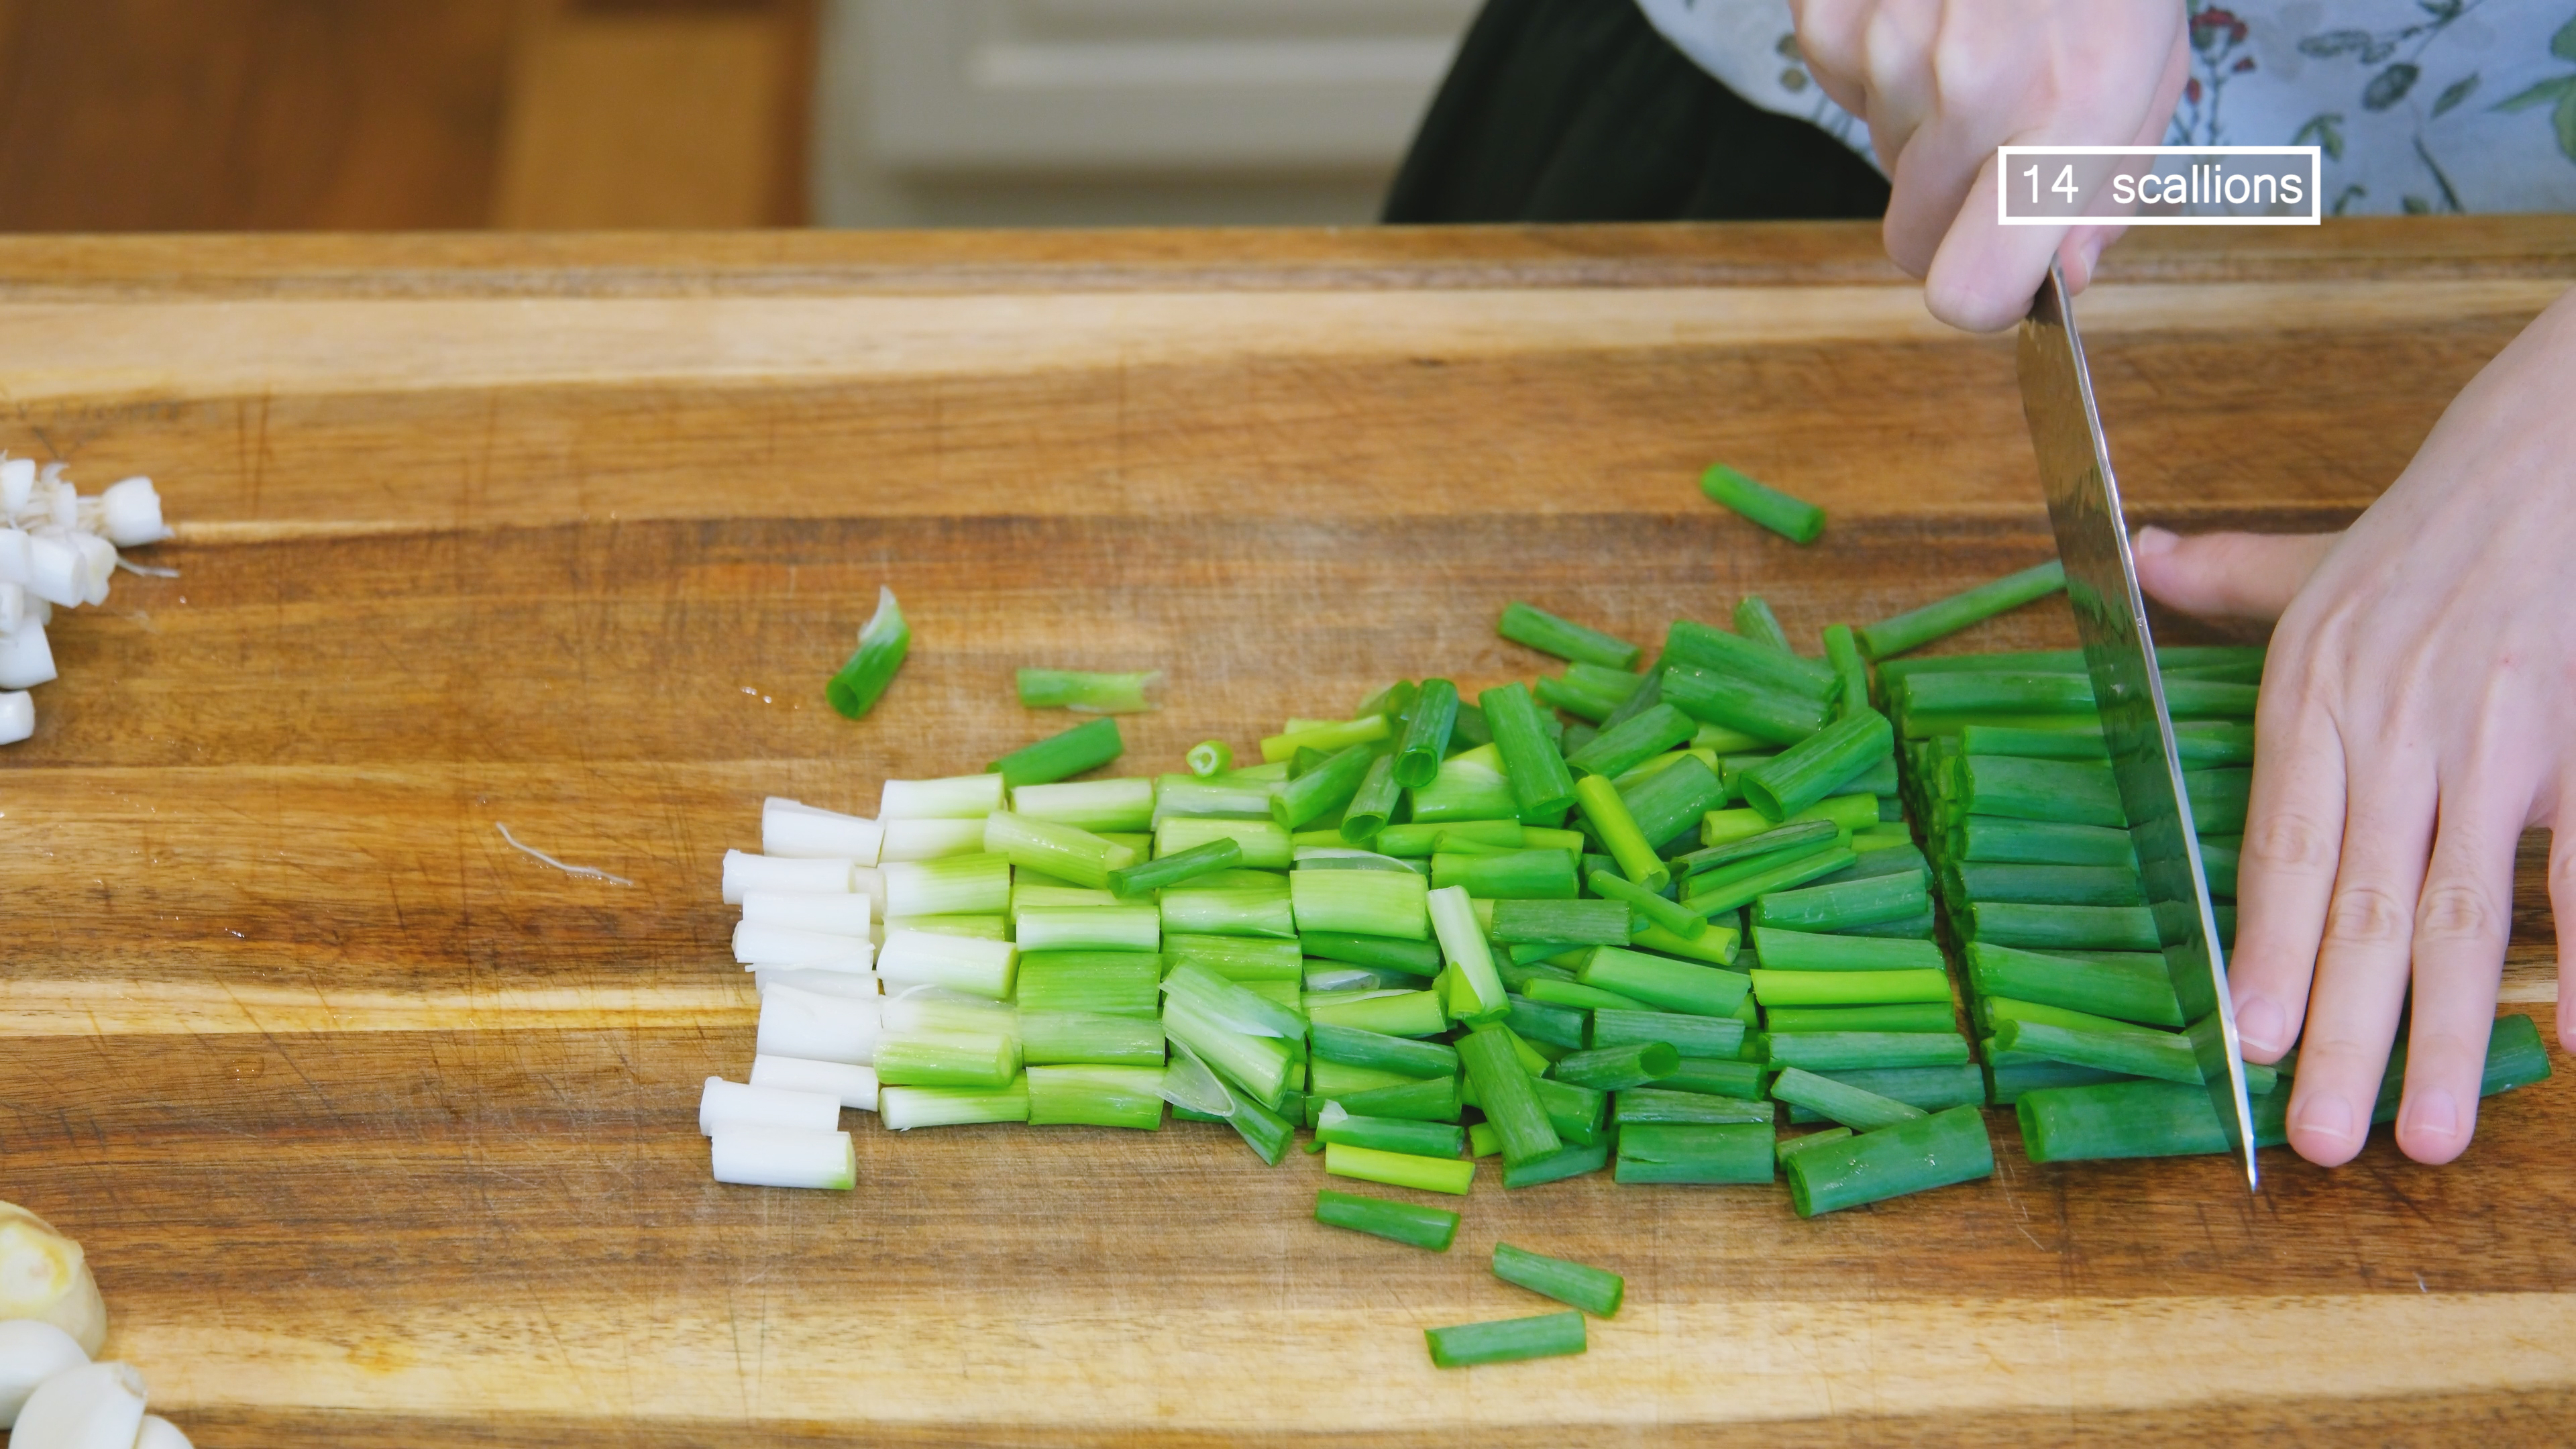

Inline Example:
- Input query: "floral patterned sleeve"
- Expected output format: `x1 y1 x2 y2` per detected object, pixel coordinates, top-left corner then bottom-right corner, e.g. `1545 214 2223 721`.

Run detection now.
1631 0 2576 215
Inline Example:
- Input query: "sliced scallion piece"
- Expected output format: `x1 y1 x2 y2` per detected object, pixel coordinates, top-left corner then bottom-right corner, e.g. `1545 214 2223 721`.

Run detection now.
1185 739 1233 777
987 716 1124 788
1017 668 1161 714
1491 1243 1623 1316
1107 837 1240 898
1026 1065 1166 1129
826 586 910 720
1324 1142 1474 1195
1700 463 1824 545
1499 602 1642 670
1315 1188 1460 1250
1854 561 2067 661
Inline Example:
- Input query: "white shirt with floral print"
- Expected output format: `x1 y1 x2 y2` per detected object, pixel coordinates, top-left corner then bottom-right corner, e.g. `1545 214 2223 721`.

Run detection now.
1633 0 2576 215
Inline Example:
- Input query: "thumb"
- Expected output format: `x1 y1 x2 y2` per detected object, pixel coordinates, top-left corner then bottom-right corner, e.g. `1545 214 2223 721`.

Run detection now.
2132 526 2341 623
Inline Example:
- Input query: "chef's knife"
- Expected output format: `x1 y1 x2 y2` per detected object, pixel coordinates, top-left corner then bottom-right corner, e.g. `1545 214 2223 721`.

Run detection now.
2019 264 2259 1189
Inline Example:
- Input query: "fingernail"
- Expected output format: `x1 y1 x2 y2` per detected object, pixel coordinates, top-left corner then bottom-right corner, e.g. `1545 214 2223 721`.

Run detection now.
2236 996 2288 1055
2132 525 2179 557
2402 1087 2459 1140
2079 231 2108 276
2294 1092 2357 1145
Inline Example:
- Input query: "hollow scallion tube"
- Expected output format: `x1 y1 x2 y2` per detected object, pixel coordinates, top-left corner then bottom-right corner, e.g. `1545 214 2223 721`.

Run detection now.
1660 667 1833 745
1750 968 1951 1007
1776 1065 1986 1120
985 716 1124 789
1574 774 1668 893
1426 1311 1586 1368
1324 1142 1474 1195
983 812 1136 891
1303 930 1444 976
1684 851 1859 924
1613 1087 1772 1125
1429 885 1510 1023
826 586 910 719
1491 1243 1623 1316
1536 674 1625 724
2015 1079 2233 1162
1549 1042 1680 1091
1163 933 1299 981
1733 594 1794 653
1855 561 2068 661
1957 816 2138 867
1963 902 2161 953
1664 619 1840 698
1752 871 1929 932
1737 708 1894 824
1294 867 1432 941
879 1079 1030 1130
1011 777 1157 834
1629 921 1741 966
1025 1065 1166 1129
1822 623 1870 719
882 855 1014 919
1784 1103 1994 1216
1776 1126 1855 1164
1499 602 1642 669
1432 849 1578 900
1589 1008 1744 1059
1316 1189 1460 1250
1339 1073 1462 1122
1956 863 2144 907
1316 1102 1466 1159
1613 1122 1776 1185
1392 678 1461 789
1764 1032 1972 1071
1017 668 1159 714
1704 796 1880 847
1163 997 1294 1110
1768 1066 1927 1131
1161 869 1297 939
1674 818 1842 876
1749 928 1943 972
1500 1140 1612 1188
1336 753 1404 845
1565 702 1696 780
1458 1023 1561 1164
1580 870 1705 943
1617 755 1729 852
1523 977 1657 1014
1258 714 1392 765
1988 1018 2202 1084
1186 739 1233 777
1963 943 2184 1028
1271 743 1378 830
1107 837 1240 898
1015 951 1161 1016
1764 1003 1955 1034
1020 1011 1165 1065
1488 898 1633 945
1507 993 1590 1051
1700 463 1823 545
1409 747 1521 823
1650 1059 1767 1099
1480 681 1580 826
1578 947 1749 1017
1311 1022 1459 1077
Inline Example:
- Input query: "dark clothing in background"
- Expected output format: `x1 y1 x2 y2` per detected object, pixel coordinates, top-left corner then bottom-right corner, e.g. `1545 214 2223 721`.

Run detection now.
1383 0 1892 224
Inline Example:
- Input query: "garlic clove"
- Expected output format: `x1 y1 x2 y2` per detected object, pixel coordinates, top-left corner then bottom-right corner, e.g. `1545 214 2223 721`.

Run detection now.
0 1203 109 1356
0 1320 89 1430
134 1413 194 1449
8 1360 146 1449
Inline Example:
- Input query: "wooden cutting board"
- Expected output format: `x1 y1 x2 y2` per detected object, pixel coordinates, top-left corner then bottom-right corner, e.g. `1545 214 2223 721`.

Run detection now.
3 219 2573 1446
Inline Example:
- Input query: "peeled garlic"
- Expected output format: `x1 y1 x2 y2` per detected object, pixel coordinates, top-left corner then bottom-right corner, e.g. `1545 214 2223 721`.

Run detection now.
0 1203 109 1356
0 1320 89 1429
135 1413 195 1449
8 1360 145 1449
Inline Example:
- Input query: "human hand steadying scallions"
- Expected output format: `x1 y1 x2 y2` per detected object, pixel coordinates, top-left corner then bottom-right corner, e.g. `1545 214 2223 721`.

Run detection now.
2129 285 2576 1169
1787 0 2188 331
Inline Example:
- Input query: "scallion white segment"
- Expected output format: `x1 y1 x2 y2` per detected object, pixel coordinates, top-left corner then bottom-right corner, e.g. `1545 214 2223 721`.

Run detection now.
0 1319 89 1430
1150 775 1273 825
741 890 875 934
721 850 852 905
0 622 55 690
1428 883 1509 1018
881 854 1011 917
1155 816 1293 869
710 1124 856 1189
750 1055 881 1112
879 773 1006 820
879 1082 1031 1130
1010 777 1156 833
761 797 884 865
0 691 29 746
99 476 170 547
877 928 1018 999
752 967 883 1000
754 983 879 1065
879 991 1018 1035
879 818 991 861
731 922 875 969
9 1360 147 1448
1289 867 1430 939
698 1077 841 1135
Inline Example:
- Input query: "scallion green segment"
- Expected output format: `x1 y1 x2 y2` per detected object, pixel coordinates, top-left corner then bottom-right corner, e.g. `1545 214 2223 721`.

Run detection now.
1481 682 1580 826
1311 1022 1460 1079
1565 702 1696 780
1749 968 1951 1007
1752 869 1928 932
1988 1018 2202 1085
1574 775 1668 894
1303 930 1444 975
1776 1126 1854 1163
1701 463 1824 545
1578 947 1750 1017
1017 667 1161 714
1500 1140 1612 1188
1185 739 1234 777
1491 1242 1624 1316
1393 678 1461 789
879 1079 1030 1130
1768 1066 1927 1132
1855 561 2068 661
1271 742 1379 830
987 716 1124 788
1763 1002 1955 1034
1429 885 1509 1023
1293 868 1432 941
1661 667 1833 746
1338 752 1405 843
1107 837 1240 898
1025 1065 1167 1130
1499 602 1643 670
1550 1042 1680 1092
1822 623 1870 718
1613 1122 1776 1185
1020 1012 1166 1066
1738 708 1894 824
1783 1104 1995 1216
826 586 910 720
1489 897 1633 946
1733 596 1792 655
1584 869 1707 943
1316 1189 1460 1250
1458 1023 1562 1165
1589 1008 1745 1059
1426 1310 1587 1368
1324 1141 1475 1195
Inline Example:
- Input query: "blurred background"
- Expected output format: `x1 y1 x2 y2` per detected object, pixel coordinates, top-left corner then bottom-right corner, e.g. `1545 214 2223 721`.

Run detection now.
0 0 1479 230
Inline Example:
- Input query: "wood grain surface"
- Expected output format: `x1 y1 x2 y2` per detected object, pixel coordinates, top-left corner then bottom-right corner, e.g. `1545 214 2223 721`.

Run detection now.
3 218 2571 1446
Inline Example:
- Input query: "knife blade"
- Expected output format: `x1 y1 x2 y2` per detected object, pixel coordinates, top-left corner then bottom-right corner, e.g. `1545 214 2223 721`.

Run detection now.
2019 264 2259 1189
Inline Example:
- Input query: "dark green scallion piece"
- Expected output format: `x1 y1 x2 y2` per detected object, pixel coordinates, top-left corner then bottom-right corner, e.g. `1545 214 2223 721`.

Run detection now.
1661 667 1833 745
1392 679 1460 790
1649 1058 1768 1099
1499 1140 1612 1189
1426 1310 1589 1367
1589 1008 1745 1059
1338 1075 1463 1123
1988 1018 2202 1085
1855 560 2068 661
1523 977 1658 1014
1337 751 1405 844
824 586 910 719
1700 463 1825 545
1578 946 1750 1017
1776 1126 1854 1164
1492 1243 1623 1316
1762 1003 1955 1034
1955 863 2145 907
1674 818 1841 876
1776 1064 1987 1121
1311 1022 1460 1079
1481 681 1579 826
1822 623 1870 719
1432 849 1578 900
987 716 1124 788
1957 816 2138 867
1738 708 1894 824
1748 927 1944 973
1549 1041 1680 1092
1316 1189 1459 1250
1499 602 1643 671
1752 869 1929 932
1507 993 1591 1051
1585 869 1708 943
1017 667 1160 713
1957 755 2126 828
1106 837 1240 898
1613 1087 1773 1125
1315 1106 1468 1161
1768 1066 1928 1131
1733 595 1794 653
1683 849 1859 920
1458 1023 1562 1165
1664 619 1840 698
1271 743 1377 830
1964 902 2161 953
1783 1104 1995 1216
1304 930 1444 976
1565 702 1697 780
1489 898 1633 946
1574 775 1668 893
1764 1031 1973 1071
2016 1080 2234 1163
1614 1122 1777 1184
